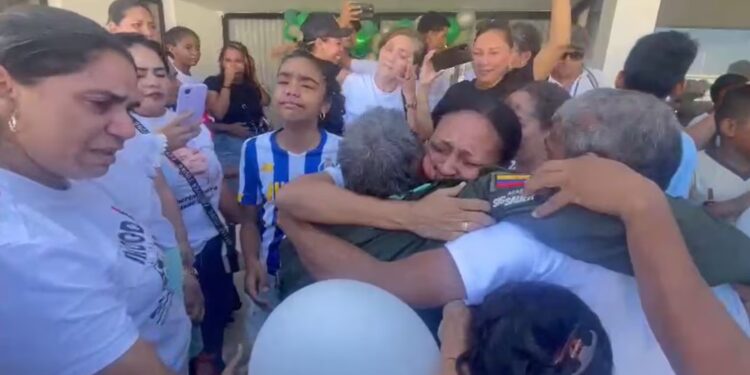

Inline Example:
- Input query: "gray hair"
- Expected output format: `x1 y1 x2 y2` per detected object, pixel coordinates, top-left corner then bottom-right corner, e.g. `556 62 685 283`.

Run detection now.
553 88 682 189
339 108 425 198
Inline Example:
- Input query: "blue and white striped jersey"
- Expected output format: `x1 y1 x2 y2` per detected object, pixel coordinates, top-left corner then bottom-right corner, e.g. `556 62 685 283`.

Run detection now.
238 129 340 275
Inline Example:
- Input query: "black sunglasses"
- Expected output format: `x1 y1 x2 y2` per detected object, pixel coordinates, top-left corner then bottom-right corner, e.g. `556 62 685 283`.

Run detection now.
562 51 585 61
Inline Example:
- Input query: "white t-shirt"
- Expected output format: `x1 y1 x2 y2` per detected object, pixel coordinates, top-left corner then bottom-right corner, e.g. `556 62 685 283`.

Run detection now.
445 222 750 375
342 72 406 127
690 151 750 212
548 67 606 97
133 110 224 254
350 59 451 110
170 59 201 85
93 132 178 248
0 170 190 375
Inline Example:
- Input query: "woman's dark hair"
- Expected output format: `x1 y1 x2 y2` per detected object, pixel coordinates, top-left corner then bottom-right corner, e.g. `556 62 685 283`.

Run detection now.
475 19 514 48
113 33 168 71
0 5 133 85
164 26 200 48
432 93 522 165
511 22 542 56
219 41 260 88
517 82 572 131
457 282 614 375
107 0 151 25
279 50 344 125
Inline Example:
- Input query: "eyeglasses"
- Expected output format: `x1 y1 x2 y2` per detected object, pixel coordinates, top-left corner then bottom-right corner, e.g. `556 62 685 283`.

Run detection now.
562 51 585 61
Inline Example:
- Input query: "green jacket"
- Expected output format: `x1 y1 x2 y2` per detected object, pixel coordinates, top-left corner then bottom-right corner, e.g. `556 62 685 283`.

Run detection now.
279 169 750 332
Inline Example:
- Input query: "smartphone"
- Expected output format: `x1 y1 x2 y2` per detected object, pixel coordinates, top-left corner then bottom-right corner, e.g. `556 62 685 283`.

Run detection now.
176 83 208 125
431 44 472 72
353 2 375 20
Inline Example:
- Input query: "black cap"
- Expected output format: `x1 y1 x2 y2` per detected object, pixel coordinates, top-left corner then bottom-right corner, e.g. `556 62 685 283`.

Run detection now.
301 13 352 42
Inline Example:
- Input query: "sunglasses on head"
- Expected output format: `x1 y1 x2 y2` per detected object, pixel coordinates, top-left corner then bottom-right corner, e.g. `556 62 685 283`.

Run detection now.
562 51 585 61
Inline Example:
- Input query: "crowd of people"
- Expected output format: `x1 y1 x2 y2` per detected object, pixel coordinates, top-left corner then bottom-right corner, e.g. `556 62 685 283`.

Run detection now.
0 0 749 375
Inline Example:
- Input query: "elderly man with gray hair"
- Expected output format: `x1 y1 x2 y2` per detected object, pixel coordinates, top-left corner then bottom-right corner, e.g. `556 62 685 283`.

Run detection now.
279 89 750 375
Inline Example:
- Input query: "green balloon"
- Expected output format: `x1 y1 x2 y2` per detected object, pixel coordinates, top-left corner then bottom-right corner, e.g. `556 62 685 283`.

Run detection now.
296 12 309 26
283 9 299 25
447 16 461 45
360 20 378 36
351 43 371 59
283 24 296 42
394 18 414 29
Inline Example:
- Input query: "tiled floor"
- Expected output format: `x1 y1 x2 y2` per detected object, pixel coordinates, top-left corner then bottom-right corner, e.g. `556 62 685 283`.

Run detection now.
222 271 252 374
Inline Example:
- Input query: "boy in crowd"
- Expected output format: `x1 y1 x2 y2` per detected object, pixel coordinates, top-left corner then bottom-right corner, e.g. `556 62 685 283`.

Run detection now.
686 73 749 150
615 30 699 199
691 85 750 224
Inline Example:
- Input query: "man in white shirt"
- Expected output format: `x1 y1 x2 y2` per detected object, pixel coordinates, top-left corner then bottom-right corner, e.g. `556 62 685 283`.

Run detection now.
548 26 604 97
278 89 750 375
690 85 750 224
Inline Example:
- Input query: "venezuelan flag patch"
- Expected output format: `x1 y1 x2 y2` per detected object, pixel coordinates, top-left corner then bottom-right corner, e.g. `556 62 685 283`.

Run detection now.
494 174 530 190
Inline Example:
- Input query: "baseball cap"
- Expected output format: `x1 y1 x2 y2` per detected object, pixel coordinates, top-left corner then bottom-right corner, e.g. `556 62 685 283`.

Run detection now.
301 13 353 43
570 26 591 52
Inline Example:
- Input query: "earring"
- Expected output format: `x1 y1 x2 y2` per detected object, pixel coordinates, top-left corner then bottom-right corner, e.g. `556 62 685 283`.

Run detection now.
319 112 325 120
8 112 17 133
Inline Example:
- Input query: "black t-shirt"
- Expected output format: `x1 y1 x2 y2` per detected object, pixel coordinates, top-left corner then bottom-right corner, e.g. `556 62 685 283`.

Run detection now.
204 75 265 126
434 63 535 114
320 61 346 136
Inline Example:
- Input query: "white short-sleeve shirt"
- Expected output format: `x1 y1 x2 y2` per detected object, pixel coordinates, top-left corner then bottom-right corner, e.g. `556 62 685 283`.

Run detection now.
342 72 405 126
93 132 178 249
0 170 190 374
690 151 750 223
445 222 750 375
133 110 224 254
350 59 451 110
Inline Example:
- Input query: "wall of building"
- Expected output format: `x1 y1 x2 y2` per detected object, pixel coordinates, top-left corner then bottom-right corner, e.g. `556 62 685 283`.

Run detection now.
48 0 224 78
657 0 750 29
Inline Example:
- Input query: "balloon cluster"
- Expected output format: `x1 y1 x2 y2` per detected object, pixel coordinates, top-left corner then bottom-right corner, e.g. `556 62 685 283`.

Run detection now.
281 9 478 55
282 9 309 42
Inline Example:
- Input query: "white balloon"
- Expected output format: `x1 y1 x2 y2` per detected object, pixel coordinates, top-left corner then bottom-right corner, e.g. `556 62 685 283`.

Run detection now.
456 11 476 29
248 280 441 375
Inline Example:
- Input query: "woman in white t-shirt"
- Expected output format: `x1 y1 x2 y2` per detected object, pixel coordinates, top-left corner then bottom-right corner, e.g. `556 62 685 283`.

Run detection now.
340 28 425 136
0 6 188 374
123 34 242 372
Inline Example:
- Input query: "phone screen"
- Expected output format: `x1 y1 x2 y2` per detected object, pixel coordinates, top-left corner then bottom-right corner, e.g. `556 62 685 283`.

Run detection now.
431 44 472 72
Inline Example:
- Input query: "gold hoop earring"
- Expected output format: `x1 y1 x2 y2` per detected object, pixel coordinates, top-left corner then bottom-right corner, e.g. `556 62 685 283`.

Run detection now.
8 113 17 133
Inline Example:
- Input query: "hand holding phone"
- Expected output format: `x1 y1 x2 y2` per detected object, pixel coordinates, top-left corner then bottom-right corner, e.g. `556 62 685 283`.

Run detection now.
176 83 208 126
431 44 472 72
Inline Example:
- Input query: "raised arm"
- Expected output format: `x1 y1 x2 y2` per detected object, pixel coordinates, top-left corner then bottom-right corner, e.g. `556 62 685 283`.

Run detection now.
686 114 717 150
275 172 493 241
533 0 572 80
527 155 750 375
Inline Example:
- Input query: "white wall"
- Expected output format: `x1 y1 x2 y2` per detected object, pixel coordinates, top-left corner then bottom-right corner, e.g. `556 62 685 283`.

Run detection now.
589 0 662 87
47 0 109 24
163 0 224 79
48 0 223 79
